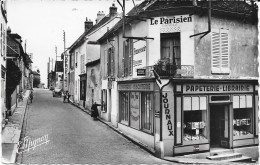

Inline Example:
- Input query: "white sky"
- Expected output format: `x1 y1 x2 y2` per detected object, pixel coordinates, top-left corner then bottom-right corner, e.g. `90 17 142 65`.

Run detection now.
6 0 143 86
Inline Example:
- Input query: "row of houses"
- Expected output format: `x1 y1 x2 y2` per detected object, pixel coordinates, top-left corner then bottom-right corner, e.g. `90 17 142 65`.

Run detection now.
56 1 258 158
1 0 34 128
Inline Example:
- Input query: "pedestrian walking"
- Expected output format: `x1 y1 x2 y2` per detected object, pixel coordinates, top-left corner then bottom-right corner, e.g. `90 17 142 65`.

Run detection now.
29 89 34 103
91 102 102 120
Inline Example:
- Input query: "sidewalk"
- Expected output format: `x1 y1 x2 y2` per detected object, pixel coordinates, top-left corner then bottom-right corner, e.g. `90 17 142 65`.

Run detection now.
2 90 30 164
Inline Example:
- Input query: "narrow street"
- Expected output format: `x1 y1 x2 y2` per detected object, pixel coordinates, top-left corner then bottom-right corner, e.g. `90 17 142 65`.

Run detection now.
17 89 171 164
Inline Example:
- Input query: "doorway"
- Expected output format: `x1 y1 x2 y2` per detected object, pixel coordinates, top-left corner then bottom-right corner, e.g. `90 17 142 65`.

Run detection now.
210 104 230 148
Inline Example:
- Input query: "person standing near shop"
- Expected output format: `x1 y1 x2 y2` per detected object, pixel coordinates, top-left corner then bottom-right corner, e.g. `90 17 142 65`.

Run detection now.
91 102 102 120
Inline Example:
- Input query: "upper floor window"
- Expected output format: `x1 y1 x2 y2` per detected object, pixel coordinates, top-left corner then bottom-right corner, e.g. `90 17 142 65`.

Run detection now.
211 28 229 74
70 52 75 69
161 33 181 68
80 54 85 73
75 52 78 68
107 47 114 77
123 39 133 77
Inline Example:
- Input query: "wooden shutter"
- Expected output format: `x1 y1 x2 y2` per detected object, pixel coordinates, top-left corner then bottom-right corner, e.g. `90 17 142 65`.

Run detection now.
111 47 114 76
211 29 221 73
128 39 133 76
124 40 129 76
220 29 229 73
211 28 229 74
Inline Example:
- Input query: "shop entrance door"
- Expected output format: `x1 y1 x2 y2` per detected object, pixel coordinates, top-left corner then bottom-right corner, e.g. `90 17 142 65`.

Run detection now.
210 104 230 148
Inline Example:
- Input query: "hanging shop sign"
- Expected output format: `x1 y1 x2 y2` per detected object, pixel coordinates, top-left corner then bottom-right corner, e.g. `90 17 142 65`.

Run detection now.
118 82 154 91
183 84 253 94
133 40 147 78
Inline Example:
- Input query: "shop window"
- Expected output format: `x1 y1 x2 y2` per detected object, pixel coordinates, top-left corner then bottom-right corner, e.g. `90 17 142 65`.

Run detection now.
183 96 208 144
141 92 153 133
211 28 230 74
120 92 129 125
130 92 140 129
233 95 253 139
161 33 181 68
119 91 153 133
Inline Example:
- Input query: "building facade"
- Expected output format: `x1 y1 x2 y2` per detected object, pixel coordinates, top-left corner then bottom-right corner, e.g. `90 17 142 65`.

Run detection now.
1 0 7 127
97 1 258 159
68 3 121 108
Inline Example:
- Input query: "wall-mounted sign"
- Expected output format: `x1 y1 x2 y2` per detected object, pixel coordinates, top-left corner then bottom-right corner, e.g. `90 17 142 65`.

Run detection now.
118 82 154 91
176 65 194 77
137 69 146 76
150 15 192 25
183 84 253 94
133 40 147 78
64 52 69 90
108 77 115 81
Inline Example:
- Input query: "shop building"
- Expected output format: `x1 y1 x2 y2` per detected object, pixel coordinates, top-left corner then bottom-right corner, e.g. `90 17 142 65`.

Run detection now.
97 0 258 159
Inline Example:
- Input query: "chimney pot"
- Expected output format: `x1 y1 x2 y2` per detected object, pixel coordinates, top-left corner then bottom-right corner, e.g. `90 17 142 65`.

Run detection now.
109 3 117 17
84 18 93 32
96 10 105 23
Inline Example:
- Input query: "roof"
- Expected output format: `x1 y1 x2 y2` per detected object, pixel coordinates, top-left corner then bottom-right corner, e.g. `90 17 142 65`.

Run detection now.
97 1 148 43
69 13 119 53
54 61 64 72
7 33 24 57
97 0 257 43
85 59 100 67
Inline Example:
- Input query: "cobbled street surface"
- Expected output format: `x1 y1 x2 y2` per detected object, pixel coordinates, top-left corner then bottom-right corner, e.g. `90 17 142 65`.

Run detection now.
17 89 174 164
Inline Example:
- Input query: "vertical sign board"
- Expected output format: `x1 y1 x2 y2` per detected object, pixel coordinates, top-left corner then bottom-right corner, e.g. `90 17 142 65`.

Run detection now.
133 40 147 78
64 52 69 91
162 91 174 138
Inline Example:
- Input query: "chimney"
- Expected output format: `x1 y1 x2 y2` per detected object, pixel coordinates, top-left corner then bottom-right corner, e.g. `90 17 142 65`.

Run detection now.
96 11 105 23
84 17 93 32
109 3 117 17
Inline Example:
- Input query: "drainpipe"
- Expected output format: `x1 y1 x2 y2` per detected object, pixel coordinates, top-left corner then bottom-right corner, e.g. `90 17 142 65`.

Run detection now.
190 0 211 38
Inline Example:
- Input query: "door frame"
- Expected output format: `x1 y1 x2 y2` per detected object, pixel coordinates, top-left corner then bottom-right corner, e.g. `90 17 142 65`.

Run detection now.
209 102 232 148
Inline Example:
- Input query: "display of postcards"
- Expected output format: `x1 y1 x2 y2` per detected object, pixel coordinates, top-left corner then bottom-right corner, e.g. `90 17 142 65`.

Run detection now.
236 119 241 126
199 121 205 129
241 119 247 125
233 119 236 125
246 118 251 125
194 122 200 129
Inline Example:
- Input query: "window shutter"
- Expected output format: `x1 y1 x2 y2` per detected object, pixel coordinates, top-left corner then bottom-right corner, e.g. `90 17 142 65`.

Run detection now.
220 29 229 73
111 47 114 76
128 39 133 76
211 29 221 73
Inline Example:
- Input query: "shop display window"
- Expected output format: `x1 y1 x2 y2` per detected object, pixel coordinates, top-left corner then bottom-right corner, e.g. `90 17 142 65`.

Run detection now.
183 96 208 144
141 92 153 133
233 95 253 139
119 91 153 133
120 92 129 124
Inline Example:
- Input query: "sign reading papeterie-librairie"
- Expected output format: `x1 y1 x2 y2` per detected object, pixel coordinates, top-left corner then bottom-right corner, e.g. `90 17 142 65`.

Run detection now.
183 84 253 94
